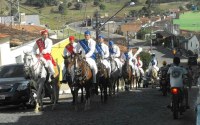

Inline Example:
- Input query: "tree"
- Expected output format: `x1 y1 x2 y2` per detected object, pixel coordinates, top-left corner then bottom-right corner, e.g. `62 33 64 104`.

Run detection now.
131 0 138 3
25 0 58 7
129 10 138 17
67 2 72 8
59 3 67 14
82 0 90 3
138 51 151 71
94 1 100 6
74 2 83 10
99 4 106 10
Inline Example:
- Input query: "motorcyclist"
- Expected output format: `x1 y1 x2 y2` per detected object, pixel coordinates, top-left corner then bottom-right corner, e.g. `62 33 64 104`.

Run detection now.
167 57 190 109
158 61 169 91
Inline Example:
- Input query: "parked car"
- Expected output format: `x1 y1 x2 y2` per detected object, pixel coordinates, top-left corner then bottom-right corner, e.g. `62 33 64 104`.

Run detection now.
0 64 36 108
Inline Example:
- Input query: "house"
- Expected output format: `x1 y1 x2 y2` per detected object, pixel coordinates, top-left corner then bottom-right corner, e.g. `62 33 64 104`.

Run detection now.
119 21 142 38
154 30 175 46
118 17 150 38
168 9 180 19
179 35 199 54
0 23 63 66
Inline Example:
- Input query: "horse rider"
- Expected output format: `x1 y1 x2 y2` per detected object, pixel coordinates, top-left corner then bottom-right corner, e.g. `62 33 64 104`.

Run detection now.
151 53 158 66
61 36 77 83
96 35 111 77
121 48 136 74
167 57 190 109
148 53 159 73
136 56 144 77
148 60 159 75
159 61 169 79
32 29 57 82
76 30 98 94
108 41 123 76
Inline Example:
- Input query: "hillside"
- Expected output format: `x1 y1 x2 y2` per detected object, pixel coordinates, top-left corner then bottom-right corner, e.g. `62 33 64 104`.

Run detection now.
0 0 188 29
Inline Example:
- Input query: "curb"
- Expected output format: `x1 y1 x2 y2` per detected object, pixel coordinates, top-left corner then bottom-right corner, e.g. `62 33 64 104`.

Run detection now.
197 105 200 125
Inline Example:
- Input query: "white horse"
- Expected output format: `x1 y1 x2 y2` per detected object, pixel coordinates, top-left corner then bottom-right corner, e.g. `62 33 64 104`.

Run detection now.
23 52 58 111
109 56 121 95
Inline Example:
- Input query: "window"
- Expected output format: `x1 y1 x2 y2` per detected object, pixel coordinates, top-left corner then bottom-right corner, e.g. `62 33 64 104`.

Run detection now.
0 65 24 78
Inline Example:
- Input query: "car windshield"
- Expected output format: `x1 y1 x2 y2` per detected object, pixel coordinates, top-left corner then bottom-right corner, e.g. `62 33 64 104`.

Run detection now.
0 65 25 78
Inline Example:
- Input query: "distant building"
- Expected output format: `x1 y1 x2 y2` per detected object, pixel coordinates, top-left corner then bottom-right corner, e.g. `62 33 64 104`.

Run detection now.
168 9 180 19
0 14 40 26
179 35 199 54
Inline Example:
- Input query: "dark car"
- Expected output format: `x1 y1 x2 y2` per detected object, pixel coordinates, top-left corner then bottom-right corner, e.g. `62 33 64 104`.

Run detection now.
0 64 35 108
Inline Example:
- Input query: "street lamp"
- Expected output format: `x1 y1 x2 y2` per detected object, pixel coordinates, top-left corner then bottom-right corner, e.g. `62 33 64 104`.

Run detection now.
95 1 135 40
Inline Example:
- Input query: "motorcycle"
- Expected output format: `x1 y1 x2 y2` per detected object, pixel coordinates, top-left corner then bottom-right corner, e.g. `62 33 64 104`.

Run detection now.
160 78 170 96
170 87 186 119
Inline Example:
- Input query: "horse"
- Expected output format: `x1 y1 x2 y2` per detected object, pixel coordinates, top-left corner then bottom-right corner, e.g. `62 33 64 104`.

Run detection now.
122 59 132 91
148 67 158 88
23 52 60 111
109 56 120 96
69 53 93 111
96 54 109 103
62 54 84 104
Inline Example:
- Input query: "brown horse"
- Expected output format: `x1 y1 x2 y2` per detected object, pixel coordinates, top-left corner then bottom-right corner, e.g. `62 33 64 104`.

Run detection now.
67 53 93 111
96 54 109 103
122 60 132 91
63 55 84 104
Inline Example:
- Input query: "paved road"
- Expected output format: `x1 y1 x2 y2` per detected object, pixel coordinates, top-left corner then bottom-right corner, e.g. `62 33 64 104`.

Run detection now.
0 87 198 125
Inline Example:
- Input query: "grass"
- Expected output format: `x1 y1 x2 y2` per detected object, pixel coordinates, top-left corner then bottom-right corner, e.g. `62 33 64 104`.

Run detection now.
173 11 200 32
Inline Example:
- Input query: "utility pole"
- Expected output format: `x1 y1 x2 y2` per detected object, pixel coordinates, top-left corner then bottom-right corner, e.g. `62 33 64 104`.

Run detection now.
127 31 129 49
95 10 99 41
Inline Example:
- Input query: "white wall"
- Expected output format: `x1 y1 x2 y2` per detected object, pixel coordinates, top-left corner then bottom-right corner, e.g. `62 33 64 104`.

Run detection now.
10 39 36 64
188 36 199 54
0 37 15 65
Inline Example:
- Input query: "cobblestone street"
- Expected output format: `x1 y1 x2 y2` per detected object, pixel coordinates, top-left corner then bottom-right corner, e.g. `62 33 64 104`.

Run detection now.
0 87 198 125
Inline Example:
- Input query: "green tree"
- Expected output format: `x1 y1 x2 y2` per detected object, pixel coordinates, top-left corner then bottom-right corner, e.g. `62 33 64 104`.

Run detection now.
67 2 72 8
99 4 106 10
74 2 83 10
59 3 67 14
129 10 138 17
138 51 151 71
94 1 100 6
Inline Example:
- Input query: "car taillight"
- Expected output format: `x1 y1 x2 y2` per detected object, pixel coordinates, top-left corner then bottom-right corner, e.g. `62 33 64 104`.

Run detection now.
171 88 179 94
